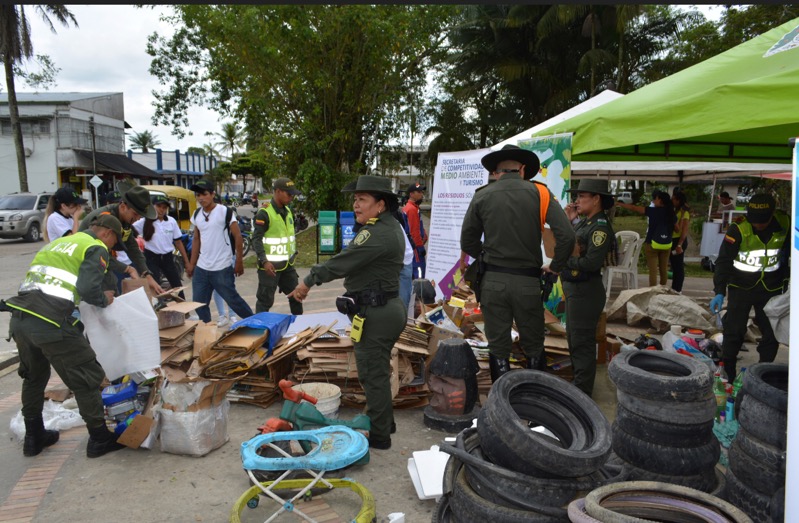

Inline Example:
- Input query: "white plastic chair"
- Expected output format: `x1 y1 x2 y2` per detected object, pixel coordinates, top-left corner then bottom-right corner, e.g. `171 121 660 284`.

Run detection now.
603 233 644 300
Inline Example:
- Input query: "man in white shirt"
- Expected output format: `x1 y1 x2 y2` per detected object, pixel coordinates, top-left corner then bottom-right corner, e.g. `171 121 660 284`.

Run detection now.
187 179 253 323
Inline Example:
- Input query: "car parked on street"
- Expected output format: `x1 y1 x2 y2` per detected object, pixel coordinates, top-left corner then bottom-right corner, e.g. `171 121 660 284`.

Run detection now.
0 192 51 242
615 191 633 204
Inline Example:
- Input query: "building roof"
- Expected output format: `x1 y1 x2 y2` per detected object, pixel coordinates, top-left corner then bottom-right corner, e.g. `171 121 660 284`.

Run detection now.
0 92 120 104
75 150 161 179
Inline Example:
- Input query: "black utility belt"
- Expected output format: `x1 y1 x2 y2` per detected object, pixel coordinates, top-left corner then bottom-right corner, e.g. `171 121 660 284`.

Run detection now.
484 263 541 278
335 290 398 315
560 269 601 283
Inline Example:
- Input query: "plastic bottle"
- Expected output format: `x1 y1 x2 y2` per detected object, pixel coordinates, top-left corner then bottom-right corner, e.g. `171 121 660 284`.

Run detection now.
714 361 728 382
713 374 727 422
732 367 746 399
726 397 735 422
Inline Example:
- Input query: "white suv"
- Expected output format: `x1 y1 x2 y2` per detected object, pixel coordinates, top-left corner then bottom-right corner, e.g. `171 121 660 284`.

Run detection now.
0 192 51 242
616 191 633 204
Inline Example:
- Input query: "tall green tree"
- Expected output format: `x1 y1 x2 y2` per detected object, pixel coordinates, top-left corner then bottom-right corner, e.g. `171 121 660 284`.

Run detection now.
214 122 244 158
0 5 77 192
128 129 161 153
147 5 453 214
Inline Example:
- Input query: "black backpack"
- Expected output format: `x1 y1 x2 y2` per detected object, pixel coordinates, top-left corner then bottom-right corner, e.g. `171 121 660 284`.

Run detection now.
193 205 236 254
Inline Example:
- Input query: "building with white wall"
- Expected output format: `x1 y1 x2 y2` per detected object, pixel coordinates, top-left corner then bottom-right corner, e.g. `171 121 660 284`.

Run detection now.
0 92 159 204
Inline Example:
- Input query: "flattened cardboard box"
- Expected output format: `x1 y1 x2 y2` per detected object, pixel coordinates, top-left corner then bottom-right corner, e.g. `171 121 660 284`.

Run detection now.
117 375 163 449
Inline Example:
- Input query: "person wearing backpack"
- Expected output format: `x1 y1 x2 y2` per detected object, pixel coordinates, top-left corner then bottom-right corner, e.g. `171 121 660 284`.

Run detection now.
550 179 615 397
187 179 253 323
617 190 675 286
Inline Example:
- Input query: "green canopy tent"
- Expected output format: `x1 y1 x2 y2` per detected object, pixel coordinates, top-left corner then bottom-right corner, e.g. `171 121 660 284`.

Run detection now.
532 16 799 178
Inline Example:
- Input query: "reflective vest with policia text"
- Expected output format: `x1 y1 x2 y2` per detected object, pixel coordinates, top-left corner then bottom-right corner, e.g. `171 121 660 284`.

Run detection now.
730 213 789 291
18 232 107 304
261 204 296 271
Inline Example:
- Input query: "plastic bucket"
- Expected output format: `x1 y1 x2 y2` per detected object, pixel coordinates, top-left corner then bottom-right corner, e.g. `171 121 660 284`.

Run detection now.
292 383 341 419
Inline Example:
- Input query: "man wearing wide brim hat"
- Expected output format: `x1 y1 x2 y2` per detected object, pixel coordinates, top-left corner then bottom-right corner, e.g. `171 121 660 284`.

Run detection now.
79 184 164 297
710 193 789 382
461 146 575 383
288 174 406 449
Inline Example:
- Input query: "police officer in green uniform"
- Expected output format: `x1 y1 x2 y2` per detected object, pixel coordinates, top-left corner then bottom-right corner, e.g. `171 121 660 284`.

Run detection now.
709 193 789 382
289 175 405 449
3 215 128 458
549 179 615 397
461 145 575 382
79 185 164 296
252 177 303 315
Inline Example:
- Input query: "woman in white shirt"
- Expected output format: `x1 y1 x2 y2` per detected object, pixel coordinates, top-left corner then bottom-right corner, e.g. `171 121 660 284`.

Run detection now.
132 194 190 298
43 187 87 242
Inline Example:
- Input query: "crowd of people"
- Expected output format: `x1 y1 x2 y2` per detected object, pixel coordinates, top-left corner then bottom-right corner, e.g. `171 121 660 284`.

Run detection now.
3 165 788 460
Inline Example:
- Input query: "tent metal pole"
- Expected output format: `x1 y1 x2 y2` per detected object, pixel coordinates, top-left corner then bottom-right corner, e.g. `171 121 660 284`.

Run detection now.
707 173 717 222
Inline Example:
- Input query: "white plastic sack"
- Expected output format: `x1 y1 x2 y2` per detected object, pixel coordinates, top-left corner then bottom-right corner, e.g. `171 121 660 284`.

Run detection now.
764 289 790 345
159 400 230 457
9 400 85 440
78 287 160 381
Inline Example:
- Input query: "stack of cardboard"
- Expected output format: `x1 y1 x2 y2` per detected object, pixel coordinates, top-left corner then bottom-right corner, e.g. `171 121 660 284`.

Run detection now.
159 320 199 383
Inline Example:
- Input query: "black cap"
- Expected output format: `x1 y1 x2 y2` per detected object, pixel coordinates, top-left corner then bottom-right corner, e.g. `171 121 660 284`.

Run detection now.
746 194 775 224
720 191 730 198
408 182 425 193
273 177 301 195
190 178 216 193
54 187 87 205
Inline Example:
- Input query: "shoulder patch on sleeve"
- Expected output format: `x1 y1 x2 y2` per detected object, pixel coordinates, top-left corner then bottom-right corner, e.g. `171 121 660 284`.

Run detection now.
591 230 607 247
724 234 736 244
99 256 107 270
353 229 371 246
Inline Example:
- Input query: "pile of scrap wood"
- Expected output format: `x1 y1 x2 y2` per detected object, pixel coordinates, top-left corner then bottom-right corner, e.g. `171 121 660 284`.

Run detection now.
290 319 432 409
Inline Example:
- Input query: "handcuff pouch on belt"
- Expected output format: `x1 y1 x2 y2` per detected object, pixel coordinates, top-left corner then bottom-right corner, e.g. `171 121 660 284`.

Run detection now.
335 289 390 315
335 295 360 315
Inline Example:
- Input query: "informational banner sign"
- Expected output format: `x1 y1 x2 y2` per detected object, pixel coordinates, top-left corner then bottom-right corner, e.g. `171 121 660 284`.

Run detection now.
517 132 573 203
426 149 490 300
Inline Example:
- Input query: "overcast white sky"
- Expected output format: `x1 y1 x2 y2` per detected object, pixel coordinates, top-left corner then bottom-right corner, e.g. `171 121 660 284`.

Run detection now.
23 4 726 154
25 5 223 152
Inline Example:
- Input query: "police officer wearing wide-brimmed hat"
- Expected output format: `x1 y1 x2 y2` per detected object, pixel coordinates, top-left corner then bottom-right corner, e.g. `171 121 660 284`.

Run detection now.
552 178 615 397
710 193 789 382
289 175 406 450
3 214 129 458
461 145 575 383
79 184 164 296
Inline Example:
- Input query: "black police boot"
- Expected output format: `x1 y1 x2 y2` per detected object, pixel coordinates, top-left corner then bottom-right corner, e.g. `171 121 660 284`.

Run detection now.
86 425 125 458
526 354 548 372
368 436 392 450
489 354 511 382
23 417 59 457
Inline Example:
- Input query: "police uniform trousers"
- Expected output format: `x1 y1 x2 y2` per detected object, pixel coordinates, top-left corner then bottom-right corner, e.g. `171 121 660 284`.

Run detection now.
480 271 544 360
722 284 783 378
10 312 106 429
563 276 606 397
256 265 303 315
353 297 406 442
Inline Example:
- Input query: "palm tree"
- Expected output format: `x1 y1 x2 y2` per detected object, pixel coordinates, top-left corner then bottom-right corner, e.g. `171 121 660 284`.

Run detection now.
214 122 245 158
128 130 161 153
0 5 77 192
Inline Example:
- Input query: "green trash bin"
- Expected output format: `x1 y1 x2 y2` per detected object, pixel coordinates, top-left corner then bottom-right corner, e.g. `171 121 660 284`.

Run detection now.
318 211 338 254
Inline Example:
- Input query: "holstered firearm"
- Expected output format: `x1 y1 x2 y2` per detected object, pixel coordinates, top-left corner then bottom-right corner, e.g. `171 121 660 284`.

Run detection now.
463 253 486 302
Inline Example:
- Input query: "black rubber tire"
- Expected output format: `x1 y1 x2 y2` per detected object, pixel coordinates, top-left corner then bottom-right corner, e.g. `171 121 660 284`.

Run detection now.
608 350 714 402
771 487 785 523
620 461 723 494
742 363 788 412
567 498 603 523
611 422 719 476
735 426 785 473
423 404 480 433
23 222 41 242
738 394 787 450
477 370 611 478
440 428 626 508
585 480 752 523
728 437 785 496
432 494 453 523
616 389 716 425
724 467 772 523
614 403 714 448
449 467 564 523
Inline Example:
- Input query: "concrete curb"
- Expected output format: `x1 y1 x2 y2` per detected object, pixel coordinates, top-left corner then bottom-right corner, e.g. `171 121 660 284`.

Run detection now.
0 353 19 372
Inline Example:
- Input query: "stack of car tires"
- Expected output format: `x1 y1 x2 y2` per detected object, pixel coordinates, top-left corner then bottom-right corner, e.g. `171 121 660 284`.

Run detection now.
608 350 724 493
436 370 619 522
724 363 787 523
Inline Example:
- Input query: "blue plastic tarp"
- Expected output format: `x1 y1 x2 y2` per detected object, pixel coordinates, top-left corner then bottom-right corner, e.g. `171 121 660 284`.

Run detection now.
230 312 294 356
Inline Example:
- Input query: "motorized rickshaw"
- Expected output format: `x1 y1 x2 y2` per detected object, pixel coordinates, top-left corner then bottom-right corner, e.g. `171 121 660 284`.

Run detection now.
140 185 197 232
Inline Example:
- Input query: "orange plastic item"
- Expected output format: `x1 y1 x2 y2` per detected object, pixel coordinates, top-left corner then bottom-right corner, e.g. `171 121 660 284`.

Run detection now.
257 418 293 434
278 379 318 405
